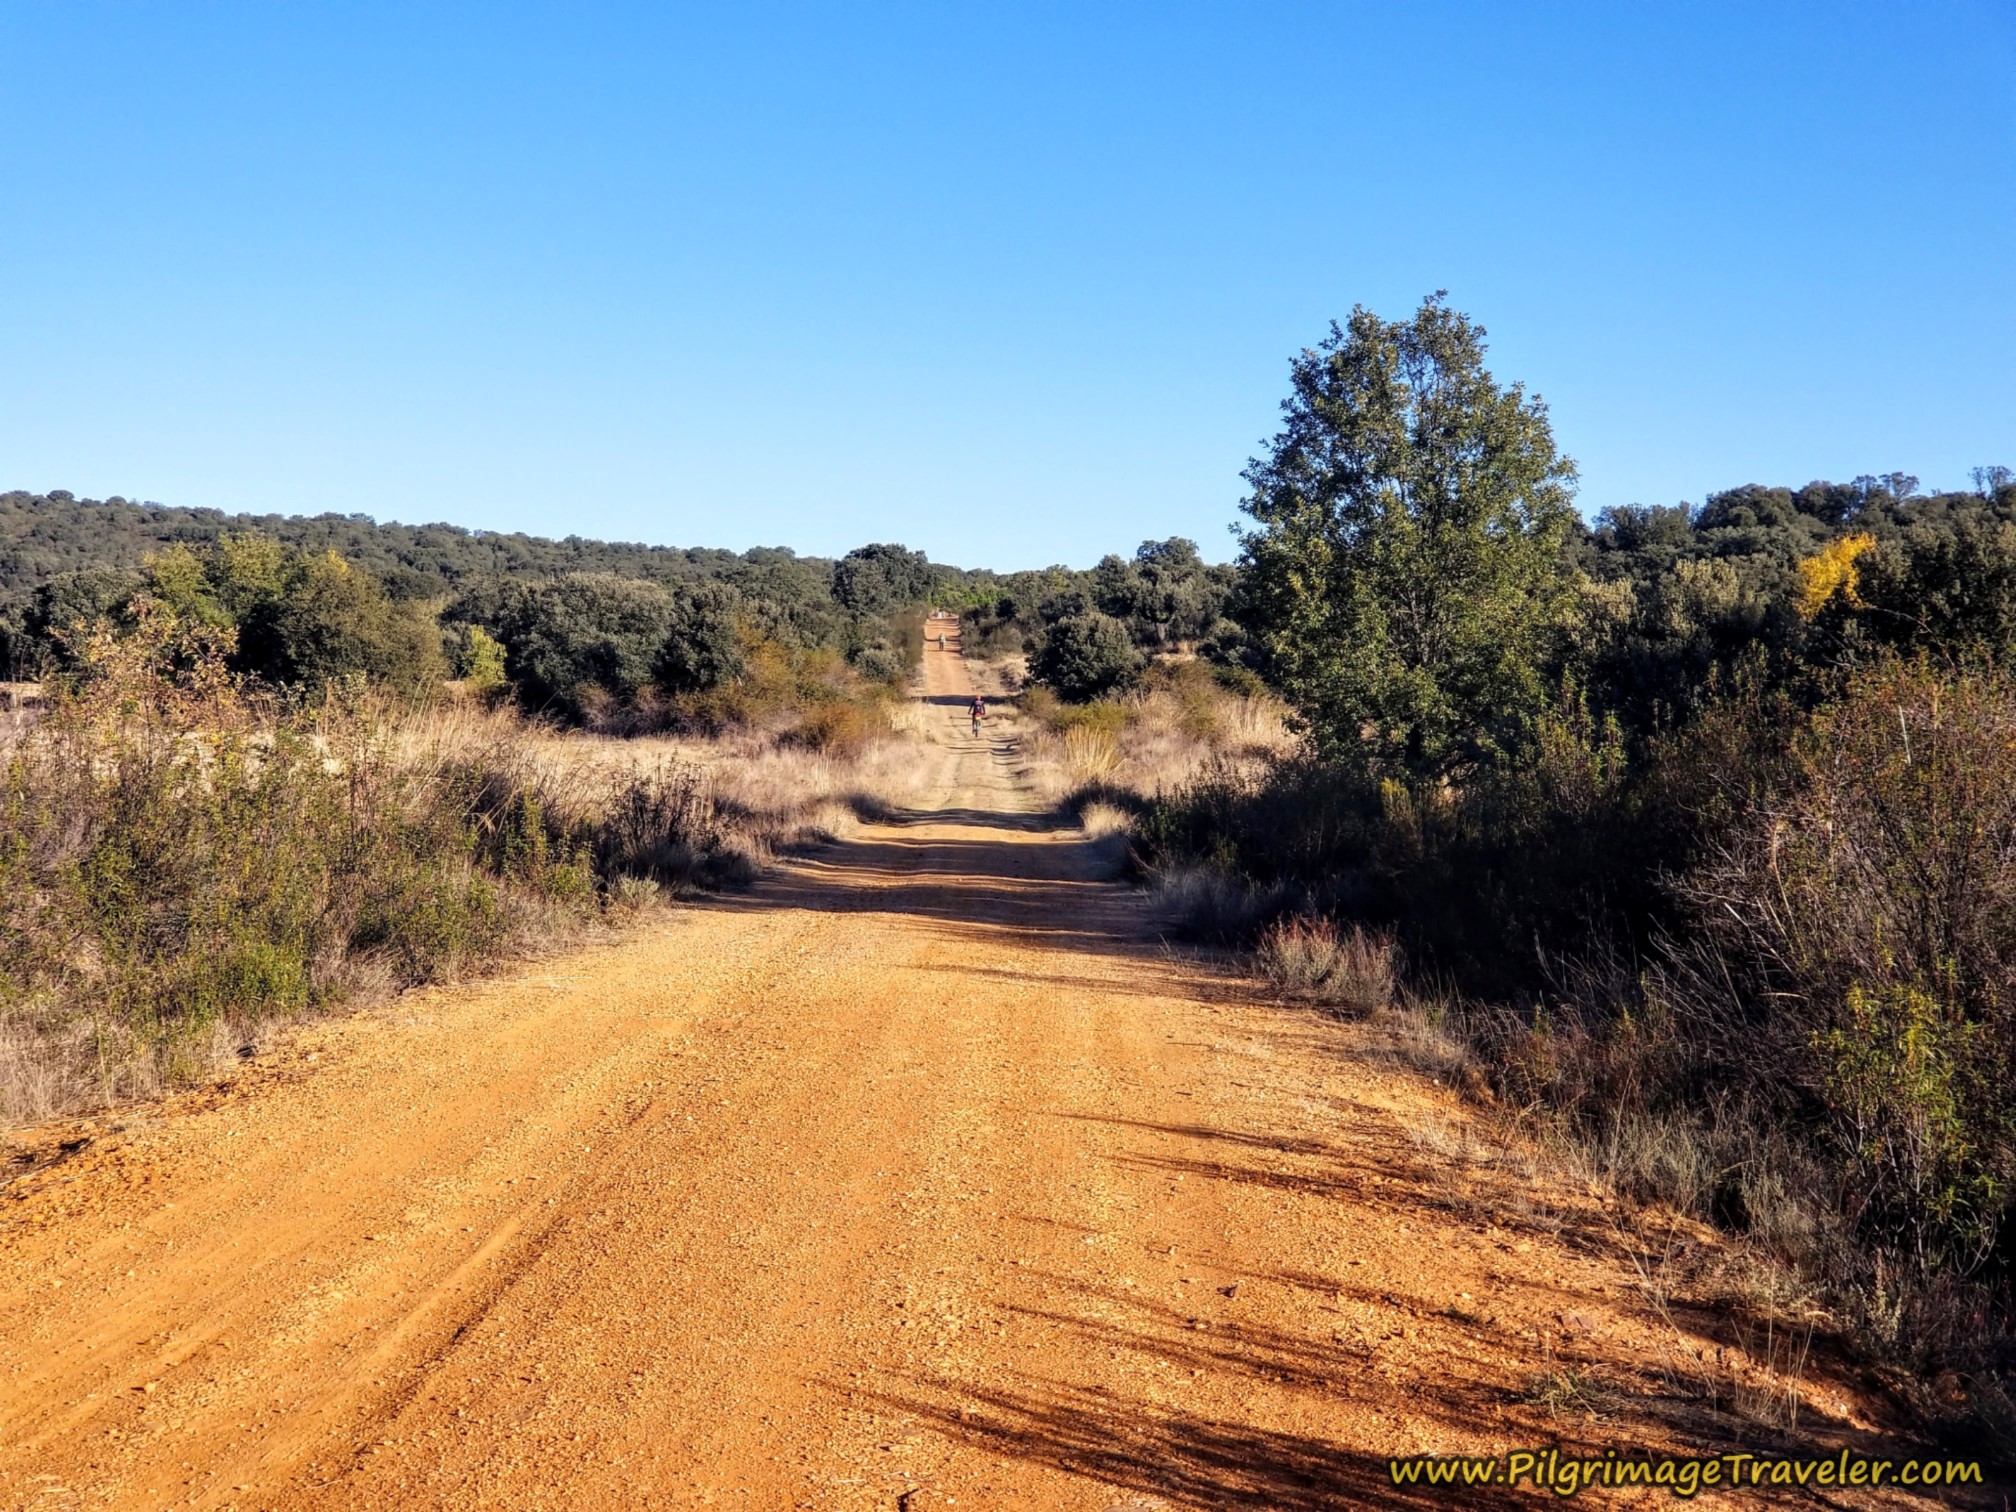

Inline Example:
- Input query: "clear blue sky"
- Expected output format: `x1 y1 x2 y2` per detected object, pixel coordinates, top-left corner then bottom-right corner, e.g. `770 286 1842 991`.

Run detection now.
3 2 2011 569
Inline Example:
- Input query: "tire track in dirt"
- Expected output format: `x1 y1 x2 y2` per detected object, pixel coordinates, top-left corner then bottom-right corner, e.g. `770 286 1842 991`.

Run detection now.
1 638 1922 1509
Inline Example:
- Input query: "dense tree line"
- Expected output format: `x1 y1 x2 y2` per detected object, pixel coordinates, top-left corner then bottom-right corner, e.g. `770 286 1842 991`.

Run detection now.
960 537 1240 700
1568 470 2016 745
2 492 1246 725
0 490 877 685
0 488 766 597
0 489 1251 704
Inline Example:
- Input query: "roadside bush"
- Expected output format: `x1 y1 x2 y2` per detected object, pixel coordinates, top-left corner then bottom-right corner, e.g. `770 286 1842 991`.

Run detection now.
1148 864 1291 944
1818 983 2002 1280
1134 757 1380 918
1020 660 1293 825
1135 685 1677 993
786 699 889 757
590 761 755 892
1016 683 1061 726
1030 612 1142 702
1685 660 2016 1283
672 634 897 741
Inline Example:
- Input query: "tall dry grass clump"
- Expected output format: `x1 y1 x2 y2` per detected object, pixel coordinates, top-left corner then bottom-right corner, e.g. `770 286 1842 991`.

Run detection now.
1006 658 1297 921
1253 917 1397 1013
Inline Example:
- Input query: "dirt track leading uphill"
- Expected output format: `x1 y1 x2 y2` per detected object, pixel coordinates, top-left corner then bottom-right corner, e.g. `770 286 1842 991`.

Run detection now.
0 642 1914 1509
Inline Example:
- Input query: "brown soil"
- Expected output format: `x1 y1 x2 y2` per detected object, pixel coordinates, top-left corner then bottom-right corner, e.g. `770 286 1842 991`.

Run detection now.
0 642 1933 1509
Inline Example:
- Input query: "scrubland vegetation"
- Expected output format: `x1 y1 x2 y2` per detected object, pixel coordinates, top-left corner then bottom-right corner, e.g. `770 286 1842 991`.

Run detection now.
971 298 2016 1444
0 561 937 1124
8 290 2016 1441
0 495 1236 1129
0 491 1248 1132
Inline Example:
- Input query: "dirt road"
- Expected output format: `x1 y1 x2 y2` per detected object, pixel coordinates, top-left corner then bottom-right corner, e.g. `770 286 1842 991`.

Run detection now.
2 644 1907 1509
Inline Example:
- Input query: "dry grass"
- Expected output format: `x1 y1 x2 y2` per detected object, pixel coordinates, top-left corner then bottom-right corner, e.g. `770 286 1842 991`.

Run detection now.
1016 659 1295 809
1076 800 1135 840
1368 996 1477 1087
1252 917 1396 1013
1522 1362 1611 1419
399 696 938 868
1 649 937 1130
1367 984 1864 1443
1146 865 1289 943
1060 724 1121 784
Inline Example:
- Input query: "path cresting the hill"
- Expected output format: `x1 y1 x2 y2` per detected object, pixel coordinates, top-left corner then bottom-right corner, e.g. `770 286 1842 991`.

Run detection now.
0 634 1905 1509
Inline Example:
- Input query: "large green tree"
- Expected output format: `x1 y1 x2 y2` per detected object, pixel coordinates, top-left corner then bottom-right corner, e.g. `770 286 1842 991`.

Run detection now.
236 550 444 694
1238 295 1578 776
489 573 677 716
831 543 934 617
1089 538 1230 649
1030 611 1142 702
654 580 746 693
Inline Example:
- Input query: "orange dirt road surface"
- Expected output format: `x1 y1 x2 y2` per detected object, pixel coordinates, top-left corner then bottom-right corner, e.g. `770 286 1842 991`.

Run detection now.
3 642 1914 1509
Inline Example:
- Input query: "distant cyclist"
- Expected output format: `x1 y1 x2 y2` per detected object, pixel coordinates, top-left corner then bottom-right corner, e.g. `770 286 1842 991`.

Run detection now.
969 694 986 736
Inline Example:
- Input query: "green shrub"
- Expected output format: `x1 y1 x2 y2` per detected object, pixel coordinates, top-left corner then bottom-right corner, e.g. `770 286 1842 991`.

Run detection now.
236 549 444 694
457 625 508 691
490 573 678 717
655 581 746 694
1030 612 1142 702
353 866 507 986
1818 983 2005 1277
